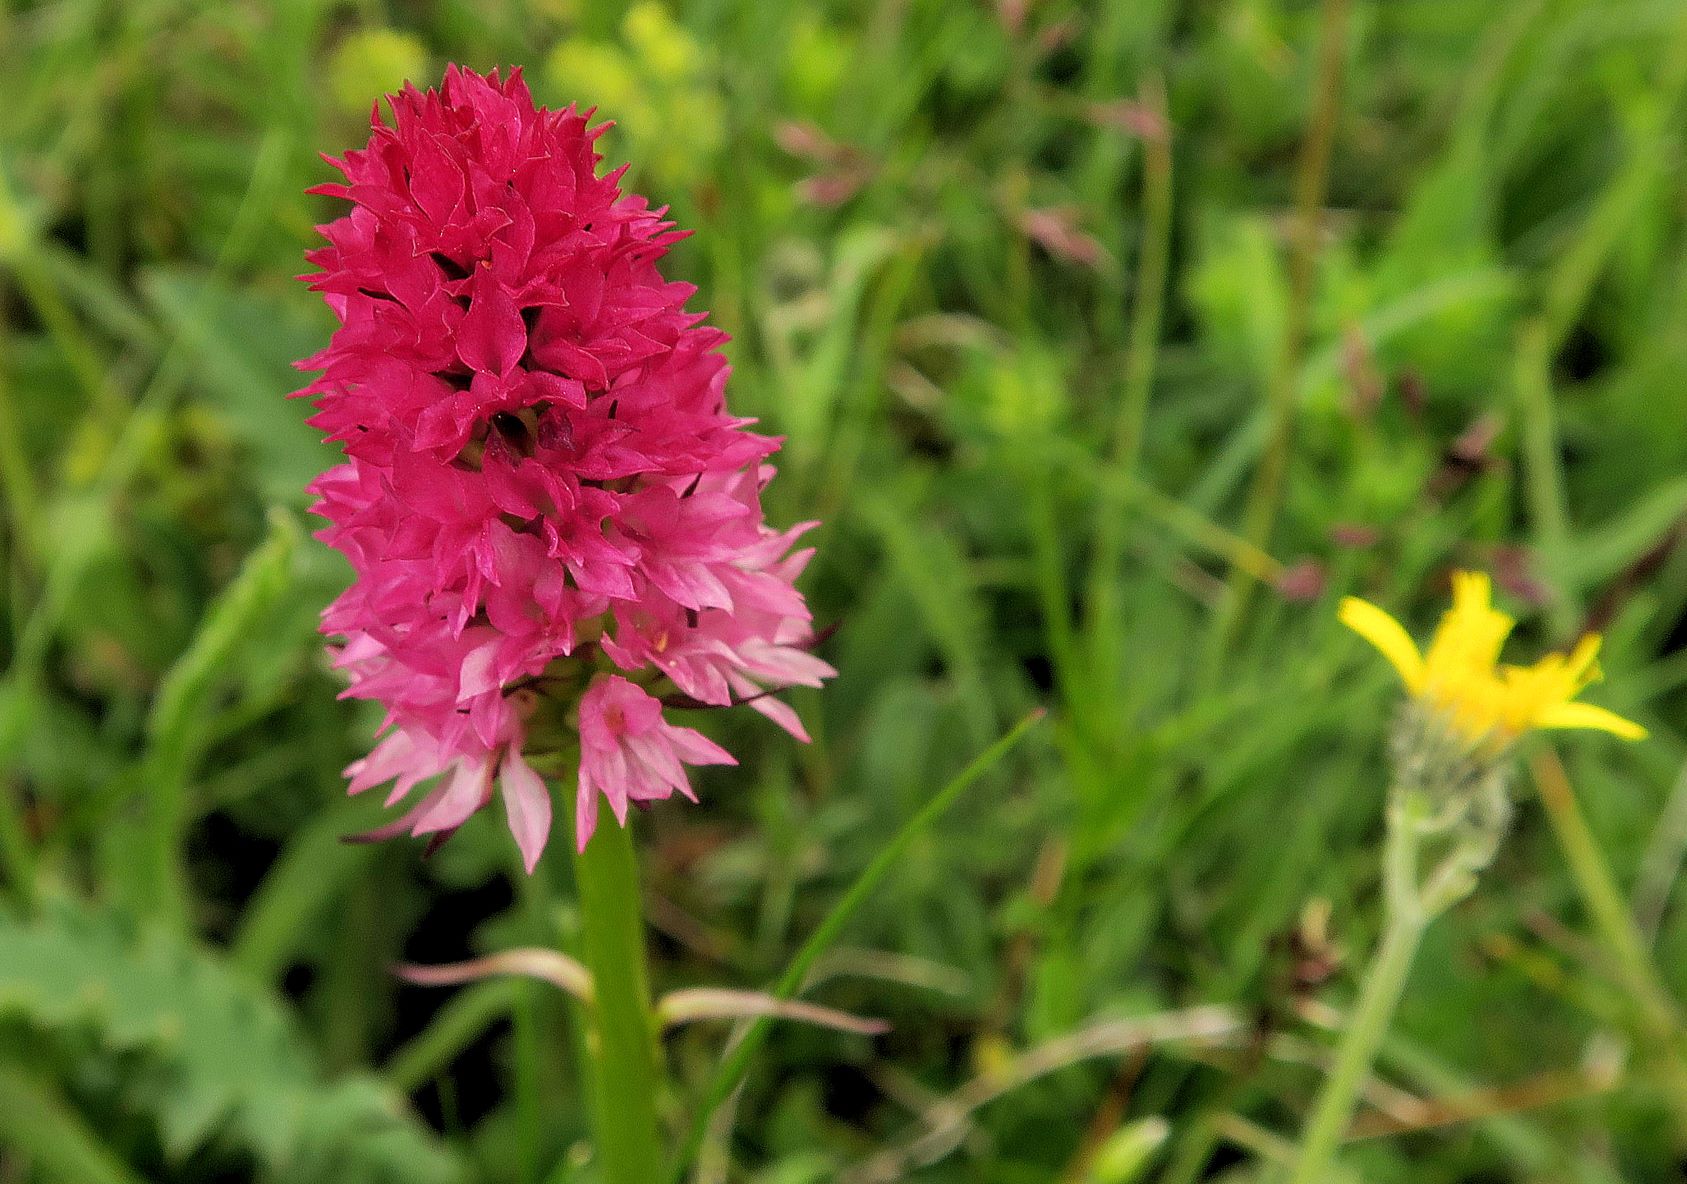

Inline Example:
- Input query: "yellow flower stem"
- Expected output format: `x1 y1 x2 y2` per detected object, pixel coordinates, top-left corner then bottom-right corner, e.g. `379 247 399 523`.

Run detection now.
1530 751 1687 1067
1286 794 1428 1184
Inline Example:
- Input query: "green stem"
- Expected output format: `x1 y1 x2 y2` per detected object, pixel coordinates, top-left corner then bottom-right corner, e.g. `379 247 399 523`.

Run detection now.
516 840 564 1184
1286 792 1428 1184
573 819 664 1184
1286 888 1426 1184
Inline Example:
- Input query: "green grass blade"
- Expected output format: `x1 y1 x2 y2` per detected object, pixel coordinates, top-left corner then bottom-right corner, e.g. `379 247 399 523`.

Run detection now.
667 708 1045 1181
0 1063 149 1184
134 509 301 927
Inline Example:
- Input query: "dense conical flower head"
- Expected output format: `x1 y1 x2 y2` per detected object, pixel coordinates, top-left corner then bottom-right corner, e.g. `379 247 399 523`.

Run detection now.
297 66 832 870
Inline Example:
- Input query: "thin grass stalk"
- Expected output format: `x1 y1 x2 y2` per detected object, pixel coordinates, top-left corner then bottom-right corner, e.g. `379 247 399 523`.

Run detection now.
1513 321 1568 583
1515 7 1687 638
1086 73 1172 694
1027 471 1084 714
667 710 1045 1182
1100 71 1172 500
0 779 34 909
137 511 297 928
0 1064 150 1184
0 354 42 570
0 347 32 902
0 129 293 796
384 978 523 1095
0 167 126 423
1530 751 1687 1078
1634 756 1687 945
1207 0 1351 668
850 1005 1243 1183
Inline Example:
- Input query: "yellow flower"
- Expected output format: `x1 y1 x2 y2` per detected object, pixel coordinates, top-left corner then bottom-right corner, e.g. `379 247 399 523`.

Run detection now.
1339 571 1646 745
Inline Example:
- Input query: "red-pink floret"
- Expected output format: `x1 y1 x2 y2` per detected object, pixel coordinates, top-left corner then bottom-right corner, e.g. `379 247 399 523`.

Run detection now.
296 66 831 869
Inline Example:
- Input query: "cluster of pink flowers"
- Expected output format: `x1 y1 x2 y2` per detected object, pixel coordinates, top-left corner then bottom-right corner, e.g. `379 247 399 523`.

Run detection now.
296 67 831 870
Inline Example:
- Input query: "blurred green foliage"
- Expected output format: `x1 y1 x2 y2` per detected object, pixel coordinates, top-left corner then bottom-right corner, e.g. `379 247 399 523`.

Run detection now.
2 0 1687 1181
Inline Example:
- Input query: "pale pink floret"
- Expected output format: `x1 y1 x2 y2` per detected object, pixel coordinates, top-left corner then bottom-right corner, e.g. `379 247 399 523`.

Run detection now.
298 66 829 867
498 748 554 873
576 676 735 851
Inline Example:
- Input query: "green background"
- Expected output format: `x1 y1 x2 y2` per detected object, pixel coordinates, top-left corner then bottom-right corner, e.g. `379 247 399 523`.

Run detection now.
2 0 1687 1180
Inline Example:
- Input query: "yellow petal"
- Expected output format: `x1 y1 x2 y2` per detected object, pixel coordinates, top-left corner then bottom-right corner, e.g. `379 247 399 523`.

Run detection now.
1339 597 1426 691
1560 634 1603 690
1425 570 1514 677
1535 701 1647 741
1450 569 1491 610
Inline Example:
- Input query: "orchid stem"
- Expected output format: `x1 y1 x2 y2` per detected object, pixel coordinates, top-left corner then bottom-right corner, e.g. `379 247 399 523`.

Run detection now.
573 818 664 1184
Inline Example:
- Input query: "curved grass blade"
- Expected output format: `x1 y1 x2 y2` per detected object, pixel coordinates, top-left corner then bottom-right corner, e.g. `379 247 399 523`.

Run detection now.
666 708 1046 1181
0 1063 149 1184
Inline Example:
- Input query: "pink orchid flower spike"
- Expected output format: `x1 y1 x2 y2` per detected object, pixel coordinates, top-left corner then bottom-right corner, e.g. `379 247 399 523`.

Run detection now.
297 67 832 869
